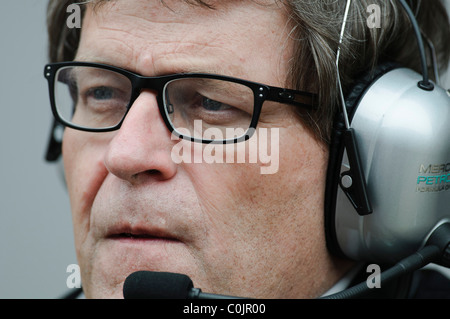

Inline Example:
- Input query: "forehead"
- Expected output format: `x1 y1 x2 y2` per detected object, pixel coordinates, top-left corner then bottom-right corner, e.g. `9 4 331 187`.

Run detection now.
91 0 215 9
77 0 292 84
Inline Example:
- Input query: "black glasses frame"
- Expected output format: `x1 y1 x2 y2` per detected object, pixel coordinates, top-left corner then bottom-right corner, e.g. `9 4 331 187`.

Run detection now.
44 61 317 144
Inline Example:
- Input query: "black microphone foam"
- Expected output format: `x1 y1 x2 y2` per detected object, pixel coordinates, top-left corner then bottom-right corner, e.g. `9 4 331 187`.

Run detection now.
123 271 194 299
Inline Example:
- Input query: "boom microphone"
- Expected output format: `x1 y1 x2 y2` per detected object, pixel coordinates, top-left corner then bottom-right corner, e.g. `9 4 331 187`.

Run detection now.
123 271 246 299
123 271 192 299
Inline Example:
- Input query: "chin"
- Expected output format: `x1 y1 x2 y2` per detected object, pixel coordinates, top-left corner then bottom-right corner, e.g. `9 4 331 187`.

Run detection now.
85 284 126 299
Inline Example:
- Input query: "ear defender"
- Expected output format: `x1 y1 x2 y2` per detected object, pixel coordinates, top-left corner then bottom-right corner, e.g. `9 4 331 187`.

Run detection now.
324 0 450 264
45 119 63 162
325 63 450 263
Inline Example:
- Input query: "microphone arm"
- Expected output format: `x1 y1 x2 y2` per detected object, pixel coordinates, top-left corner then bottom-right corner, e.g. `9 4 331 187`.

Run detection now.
188 288 247 300
321 222 450 299
321 245 440 299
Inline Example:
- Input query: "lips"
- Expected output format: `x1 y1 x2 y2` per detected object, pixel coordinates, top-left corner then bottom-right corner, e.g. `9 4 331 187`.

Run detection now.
113 233 159 239
106 224 180 242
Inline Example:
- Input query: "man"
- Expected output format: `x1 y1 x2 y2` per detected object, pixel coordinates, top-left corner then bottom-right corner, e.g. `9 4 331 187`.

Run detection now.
44 0 450 299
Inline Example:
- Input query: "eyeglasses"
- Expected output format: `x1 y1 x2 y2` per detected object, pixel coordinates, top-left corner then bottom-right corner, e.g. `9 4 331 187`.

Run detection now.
44 62 317 143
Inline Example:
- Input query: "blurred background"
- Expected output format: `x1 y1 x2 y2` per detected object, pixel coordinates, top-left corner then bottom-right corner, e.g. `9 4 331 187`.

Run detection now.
0 0 449 299
1 1 75 298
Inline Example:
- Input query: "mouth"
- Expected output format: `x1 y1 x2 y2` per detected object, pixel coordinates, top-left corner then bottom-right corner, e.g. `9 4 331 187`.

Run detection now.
99 225 188 281
106 226 180 243
110 233 178 241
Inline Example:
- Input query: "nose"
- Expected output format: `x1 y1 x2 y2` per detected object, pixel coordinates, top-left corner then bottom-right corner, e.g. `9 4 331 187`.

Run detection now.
104 90 177 183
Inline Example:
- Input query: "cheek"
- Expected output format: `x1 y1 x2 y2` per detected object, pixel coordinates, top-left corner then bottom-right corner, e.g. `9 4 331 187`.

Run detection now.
62 130 109 241
179 127 328 295
184 124 327 242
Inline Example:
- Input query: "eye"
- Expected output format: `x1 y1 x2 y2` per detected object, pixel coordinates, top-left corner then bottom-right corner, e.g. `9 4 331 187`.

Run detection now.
88 86 114 100
201 97 231 111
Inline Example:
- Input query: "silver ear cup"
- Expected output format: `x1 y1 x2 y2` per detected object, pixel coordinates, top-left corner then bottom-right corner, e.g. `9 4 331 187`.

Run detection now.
335 68 450 263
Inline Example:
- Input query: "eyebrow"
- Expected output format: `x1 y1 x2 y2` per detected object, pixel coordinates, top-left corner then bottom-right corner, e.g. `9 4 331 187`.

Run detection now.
74 54 132 72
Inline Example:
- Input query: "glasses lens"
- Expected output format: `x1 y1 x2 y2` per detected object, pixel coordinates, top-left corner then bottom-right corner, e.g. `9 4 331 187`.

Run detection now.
54 66 132 129
163 77 254 142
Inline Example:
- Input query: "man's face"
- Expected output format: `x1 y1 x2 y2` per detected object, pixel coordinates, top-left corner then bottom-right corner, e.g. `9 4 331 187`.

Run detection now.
63 0 341 298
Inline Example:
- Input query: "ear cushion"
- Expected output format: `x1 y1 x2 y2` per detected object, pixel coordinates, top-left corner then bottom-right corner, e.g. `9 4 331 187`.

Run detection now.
346 62 401 118
324 61 400 258
45 119 63 162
